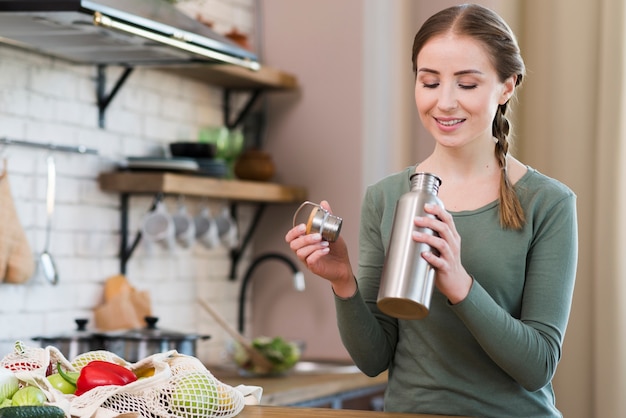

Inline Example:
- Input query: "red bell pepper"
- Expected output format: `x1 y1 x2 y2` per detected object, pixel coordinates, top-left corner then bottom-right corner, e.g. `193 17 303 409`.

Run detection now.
59 360 137 396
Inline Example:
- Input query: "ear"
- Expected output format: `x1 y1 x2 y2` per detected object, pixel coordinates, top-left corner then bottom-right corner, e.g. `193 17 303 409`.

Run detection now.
499 75 517 105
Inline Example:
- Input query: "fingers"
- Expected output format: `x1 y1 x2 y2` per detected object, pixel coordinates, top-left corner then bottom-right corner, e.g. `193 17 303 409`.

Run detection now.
411 203 471 302
414 204 454 237
295 233 329 256
412 203 457 258
285 223 306 243
285 224 329 260
299 241 331 266
423 203 452 224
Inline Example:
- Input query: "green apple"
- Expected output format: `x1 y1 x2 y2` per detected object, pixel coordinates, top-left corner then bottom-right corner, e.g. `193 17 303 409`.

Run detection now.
170 372 219 417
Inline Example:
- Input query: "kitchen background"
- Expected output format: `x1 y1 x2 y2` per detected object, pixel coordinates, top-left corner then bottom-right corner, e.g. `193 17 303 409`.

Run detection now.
0 0 261 363
0 1 624 418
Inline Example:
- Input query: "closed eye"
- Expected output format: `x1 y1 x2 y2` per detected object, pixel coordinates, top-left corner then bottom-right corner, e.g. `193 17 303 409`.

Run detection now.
422 83 477 90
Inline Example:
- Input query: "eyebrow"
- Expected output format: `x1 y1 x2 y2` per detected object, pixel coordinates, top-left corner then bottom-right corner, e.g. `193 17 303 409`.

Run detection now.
417 68 484 76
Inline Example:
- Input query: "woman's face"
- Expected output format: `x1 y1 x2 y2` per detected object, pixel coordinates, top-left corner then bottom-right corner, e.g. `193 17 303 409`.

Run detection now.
414 33 515 150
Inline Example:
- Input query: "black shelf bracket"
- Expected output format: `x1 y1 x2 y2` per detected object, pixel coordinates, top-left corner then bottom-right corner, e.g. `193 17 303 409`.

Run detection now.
97 67 261 130
229 202 267 280
223 89 262 130
97 64 135 129
119 193 162 275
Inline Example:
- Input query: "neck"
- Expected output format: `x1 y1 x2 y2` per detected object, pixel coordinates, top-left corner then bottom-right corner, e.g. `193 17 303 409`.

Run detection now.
420 143 500 181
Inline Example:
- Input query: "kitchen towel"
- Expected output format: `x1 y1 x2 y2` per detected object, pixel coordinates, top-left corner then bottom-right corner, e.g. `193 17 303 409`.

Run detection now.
0 163 35 283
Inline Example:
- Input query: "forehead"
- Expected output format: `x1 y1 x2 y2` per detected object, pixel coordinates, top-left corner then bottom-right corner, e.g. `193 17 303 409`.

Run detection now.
416 33 495 74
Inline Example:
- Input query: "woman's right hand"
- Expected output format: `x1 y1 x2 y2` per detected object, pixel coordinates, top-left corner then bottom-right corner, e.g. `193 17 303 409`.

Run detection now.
285 200 356 297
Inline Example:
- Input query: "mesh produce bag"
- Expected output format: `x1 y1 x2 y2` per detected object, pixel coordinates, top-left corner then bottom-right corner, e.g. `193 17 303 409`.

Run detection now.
0 341 68 373
1 342 259 418
0 342 74 413
70 351 247 418
70 350 130 369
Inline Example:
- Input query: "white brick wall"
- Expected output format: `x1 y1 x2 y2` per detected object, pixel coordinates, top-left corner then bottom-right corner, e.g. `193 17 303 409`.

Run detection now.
0 0 257 366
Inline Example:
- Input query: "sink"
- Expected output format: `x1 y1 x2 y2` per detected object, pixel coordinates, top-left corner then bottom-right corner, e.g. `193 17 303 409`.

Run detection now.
292 360 361 375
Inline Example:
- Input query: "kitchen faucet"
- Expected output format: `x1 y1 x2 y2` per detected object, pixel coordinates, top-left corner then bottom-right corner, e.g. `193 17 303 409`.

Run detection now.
238 252 305 334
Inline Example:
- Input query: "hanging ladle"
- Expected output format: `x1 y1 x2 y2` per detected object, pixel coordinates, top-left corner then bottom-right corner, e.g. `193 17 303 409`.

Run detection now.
39 154 59 285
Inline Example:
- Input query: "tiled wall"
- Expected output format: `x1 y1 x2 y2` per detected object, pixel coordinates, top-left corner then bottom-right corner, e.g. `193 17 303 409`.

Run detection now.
0 0 257 366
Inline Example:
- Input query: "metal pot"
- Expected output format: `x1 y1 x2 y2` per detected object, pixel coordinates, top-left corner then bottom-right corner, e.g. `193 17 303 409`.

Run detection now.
32 318 103 360
98 316 211 363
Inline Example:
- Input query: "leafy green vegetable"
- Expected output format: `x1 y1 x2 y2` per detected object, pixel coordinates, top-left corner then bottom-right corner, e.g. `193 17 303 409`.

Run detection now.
0 369 18 404
252 337 301 370
233 336 301 375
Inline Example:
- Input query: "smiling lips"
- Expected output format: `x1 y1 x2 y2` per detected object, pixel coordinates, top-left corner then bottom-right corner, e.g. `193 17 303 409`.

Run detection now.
435 118 465 126
435 117 465 128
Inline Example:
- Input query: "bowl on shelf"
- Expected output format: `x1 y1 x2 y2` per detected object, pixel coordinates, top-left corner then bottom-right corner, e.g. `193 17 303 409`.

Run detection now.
169 142 217 159
234 149 275 182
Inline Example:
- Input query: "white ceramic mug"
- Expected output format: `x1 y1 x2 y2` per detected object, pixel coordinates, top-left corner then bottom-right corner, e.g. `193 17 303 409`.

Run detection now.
194 206 220 249
141 200 175 250
172 202 196 248
215 206 239 249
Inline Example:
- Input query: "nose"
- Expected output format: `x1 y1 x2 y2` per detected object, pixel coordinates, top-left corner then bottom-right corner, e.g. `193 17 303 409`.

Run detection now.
437 84 458 112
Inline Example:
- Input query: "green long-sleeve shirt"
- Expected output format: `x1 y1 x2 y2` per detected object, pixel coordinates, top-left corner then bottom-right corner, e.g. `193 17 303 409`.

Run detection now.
335 166 577 417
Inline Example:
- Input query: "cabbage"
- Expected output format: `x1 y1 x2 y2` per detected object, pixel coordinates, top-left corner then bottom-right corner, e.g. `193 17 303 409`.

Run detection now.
11 386 46 406
0 368 18 403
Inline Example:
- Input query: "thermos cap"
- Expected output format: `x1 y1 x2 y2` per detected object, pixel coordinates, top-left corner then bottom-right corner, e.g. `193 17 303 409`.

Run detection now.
293 201 343 242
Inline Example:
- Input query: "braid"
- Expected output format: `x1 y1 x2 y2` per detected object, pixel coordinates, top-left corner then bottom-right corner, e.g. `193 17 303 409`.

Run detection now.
494 104 525 230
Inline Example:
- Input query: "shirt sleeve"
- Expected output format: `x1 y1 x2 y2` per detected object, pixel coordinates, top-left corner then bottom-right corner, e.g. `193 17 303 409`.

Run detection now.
334 185 400 377
450 193 578 391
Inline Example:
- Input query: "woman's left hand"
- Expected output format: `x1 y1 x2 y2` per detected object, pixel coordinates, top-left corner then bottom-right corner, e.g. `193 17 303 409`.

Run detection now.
413 203 473 304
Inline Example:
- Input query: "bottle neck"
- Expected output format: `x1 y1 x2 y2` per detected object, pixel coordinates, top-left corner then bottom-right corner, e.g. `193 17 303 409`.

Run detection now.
410 172 442 194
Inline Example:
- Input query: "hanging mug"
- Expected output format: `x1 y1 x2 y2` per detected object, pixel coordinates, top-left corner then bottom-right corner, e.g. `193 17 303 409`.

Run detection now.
194 206 220 249
172 199 196 249
215 206 239 249
141 200 175 250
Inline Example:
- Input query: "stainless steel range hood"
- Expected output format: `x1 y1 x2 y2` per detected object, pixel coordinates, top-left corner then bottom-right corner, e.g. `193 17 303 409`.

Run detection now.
0 0 260 70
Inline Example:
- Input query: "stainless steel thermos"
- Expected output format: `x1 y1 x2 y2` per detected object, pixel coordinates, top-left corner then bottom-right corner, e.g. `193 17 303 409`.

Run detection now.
377 172 443 319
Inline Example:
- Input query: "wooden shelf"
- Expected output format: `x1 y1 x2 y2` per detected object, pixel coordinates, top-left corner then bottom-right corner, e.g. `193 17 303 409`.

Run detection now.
158 63 298 90
98 171 307 203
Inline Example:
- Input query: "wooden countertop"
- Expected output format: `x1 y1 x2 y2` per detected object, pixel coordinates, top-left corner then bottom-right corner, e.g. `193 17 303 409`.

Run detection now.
236 405 459 418
210 365 387 407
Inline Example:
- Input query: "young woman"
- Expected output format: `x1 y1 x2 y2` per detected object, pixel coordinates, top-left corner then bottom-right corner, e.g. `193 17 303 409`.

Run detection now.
285 4 577 417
